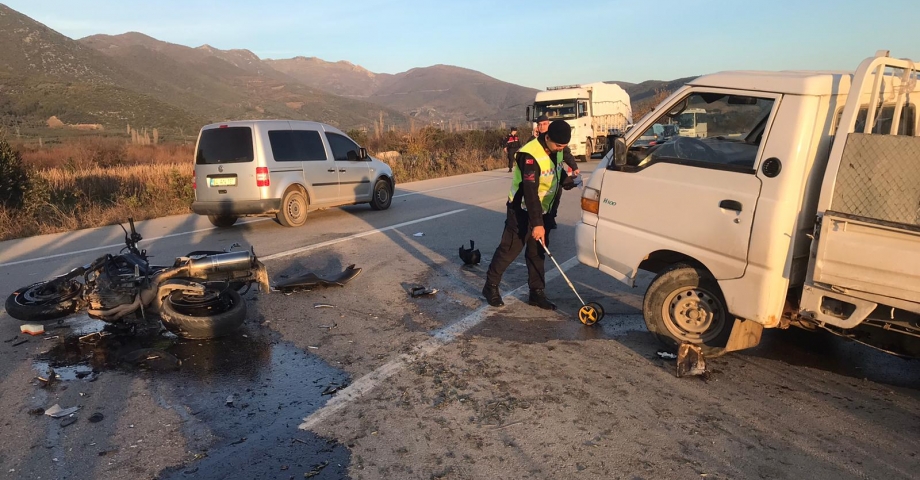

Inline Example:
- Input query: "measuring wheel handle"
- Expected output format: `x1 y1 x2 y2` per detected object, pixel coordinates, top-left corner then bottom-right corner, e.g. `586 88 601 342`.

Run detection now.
578 302 605 326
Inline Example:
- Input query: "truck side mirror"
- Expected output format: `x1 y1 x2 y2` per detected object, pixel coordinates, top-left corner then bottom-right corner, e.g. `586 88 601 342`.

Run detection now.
613 137 628 167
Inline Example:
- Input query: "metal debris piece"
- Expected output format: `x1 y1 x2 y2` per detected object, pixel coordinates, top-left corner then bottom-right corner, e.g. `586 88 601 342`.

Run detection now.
413 232 425 237
313 303 336 309
11 339 28 347
656 351 677 360
89 413 104 423
60 416 78 428
321 382 348 396
410 286 438 297
304 461 329 478
44 404 80 418
4 336 17 343
676 343 707 378
318 323 337 330
27 407 45 416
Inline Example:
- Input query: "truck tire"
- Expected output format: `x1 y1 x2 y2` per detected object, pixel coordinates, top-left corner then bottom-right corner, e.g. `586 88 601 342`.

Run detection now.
643 264 733 356
583 138 593 161
207 215 238 228
160 287 245 339
276 189 308 227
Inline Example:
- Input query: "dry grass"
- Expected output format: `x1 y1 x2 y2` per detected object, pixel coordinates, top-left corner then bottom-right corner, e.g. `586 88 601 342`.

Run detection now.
0 129 509 241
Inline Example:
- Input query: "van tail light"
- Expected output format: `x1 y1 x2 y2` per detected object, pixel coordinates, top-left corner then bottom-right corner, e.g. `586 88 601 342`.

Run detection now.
256 167 270 187
192 170 196 189
581 187 600 214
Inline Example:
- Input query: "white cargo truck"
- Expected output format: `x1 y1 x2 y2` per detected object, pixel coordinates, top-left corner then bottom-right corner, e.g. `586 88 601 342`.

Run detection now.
576 51 920 357
528 82 632 160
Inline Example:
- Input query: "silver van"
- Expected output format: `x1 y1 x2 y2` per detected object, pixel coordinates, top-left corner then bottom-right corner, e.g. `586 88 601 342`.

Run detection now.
191 120 395 227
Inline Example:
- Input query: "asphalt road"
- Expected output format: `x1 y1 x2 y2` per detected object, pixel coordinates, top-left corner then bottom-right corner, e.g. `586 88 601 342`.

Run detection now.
1 162 918 480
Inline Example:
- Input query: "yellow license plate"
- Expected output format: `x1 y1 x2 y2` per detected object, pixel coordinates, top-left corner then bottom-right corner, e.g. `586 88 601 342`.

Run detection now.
209 177 237 187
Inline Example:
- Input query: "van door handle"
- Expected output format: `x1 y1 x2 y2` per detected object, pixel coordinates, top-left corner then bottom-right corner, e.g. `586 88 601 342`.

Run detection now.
327 169 336 173
338 169 346 173
719 200 743 212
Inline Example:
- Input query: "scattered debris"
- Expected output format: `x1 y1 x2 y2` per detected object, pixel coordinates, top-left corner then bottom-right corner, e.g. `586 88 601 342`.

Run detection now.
318 323 337 330
413 232 425 237
121 348 181 371
304 461 329 478
410 286 438 297
273 265 363 293
60 416 78 428
89 413 104 423
313 303 336 309
459 240 481 265
321 382 348 396
78 332 108 344
98 448 119 457
20 324 45 336
291 438 308 445
656 351 677 360
676 343 707 378
27 407 45 416
4 335 17 343
12 339 28 347
229 437 247 445
75 371 93 379
226 395 235 406
45 404 80 418
307 345 319 349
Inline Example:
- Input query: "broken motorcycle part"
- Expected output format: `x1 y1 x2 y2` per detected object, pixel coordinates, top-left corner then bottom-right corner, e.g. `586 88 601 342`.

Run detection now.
459 240 481 265
273 265 362 292
676 343 707 378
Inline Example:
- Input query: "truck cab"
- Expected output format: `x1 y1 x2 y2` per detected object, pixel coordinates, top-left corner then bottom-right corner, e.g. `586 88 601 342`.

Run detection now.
576 51 920 357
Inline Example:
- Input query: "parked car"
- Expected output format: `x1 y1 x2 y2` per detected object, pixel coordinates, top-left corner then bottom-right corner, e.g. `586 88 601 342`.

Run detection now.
191 120 394 227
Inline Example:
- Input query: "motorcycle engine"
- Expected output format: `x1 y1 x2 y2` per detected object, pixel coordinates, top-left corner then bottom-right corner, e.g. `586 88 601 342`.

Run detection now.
85 256 143 311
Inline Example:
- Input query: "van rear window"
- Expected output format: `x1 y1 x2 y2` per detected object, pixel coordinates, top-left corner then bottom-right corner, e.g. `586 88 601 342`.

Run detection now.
196 127 254 164
268 130 328 161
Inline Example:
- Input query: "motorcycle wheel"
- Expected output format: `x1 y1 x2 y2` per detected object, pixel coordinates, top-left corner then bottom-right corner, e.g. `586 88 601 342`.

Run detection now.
159 287 245 340
5 280 83 321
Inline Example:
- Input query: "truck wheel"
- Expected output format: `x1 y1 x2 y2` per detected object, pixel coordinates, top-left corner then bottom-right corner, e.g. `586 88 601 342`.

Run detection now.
583 138 593 161
207 215 238 228
369 178 392 210
643 264 733 356
276 189 308 227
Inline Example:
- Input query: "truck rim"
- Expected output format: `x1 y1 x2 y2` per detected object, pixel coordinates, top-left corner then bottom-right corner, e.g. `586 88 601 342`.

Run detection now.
661 286 726 344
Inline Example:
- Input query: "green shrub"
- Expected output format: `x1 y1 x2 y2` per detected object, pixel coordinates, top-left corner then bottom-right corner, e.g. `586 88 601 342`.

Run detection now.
0 138 30 209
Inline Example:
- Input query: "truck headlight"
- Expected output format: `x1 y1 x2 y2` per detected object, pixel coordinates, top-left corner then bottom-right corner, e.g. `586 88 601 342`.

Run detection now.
581 187 600 214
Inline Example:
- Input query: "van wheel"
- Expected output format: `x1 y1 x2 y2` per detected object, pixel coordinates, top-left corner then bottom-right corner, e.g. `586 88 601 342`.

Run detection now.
369 179 392 211
643 264 733 356
277 189 308 227
207 215 238 228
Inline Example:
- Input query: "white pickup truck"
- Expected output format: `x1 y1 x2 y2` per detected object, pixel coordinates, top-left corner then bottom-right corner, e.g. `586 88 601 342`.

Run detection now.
577 51 920 357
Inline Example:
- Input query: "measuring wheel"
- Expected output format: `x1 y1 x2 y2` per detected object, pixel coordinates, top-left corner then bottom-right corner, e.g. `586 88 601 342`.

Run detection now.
578 302 605 326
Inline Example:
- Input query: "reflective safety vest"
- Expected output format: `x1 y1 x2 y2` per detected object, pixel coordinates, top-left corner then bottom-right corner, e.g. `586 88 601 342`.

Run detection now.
508 139 563 214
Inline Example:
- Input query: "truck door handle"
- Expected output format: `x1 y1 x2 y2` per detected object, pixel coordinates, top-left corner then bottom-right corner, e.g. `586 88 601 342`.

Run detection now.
327 169 336 173
719 200 743 212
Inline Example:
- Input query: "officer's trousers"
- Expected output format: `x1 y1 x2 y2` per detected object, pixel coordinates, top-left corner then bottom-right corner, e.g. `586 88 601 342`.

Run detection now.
485 207 551 291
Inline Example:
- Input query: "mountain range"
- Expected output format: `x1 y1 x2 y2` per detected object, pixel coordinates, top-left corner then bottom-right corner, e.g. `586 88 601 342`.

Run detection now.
0 4 691 137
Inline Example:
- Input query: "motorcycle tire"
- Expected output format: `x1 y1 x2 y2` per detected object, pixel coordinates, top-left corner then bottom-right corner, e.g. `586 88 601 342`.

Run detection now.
5 280 83 321
159 287 246 340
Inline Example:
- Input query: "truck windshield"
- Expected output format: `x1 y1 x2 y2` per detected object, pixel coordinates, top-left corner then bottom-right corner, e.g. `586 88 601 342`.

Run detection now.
534 101 577 120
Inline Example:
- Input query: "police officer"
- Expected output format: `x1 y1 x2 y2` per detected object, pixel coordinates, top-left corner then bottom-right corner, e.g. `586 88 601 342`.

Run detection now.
502 127 522 173
482 120 572 310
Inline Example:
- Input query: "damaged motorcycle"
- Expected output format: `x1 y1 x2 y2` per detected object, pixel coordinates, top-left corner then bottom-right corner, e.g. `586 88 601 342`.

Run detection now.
5 219 270 339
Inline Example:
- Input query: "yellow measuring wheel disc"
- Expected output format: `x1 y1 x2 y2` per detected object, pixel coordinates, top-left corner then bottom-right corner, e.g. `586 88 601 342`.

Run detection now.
579 305 599 325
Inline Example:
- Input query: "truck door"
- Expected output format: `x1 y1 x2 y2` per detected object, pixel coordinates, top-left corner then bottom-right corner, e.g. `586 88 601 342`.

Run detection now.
595 89 779 281
810 54 920 304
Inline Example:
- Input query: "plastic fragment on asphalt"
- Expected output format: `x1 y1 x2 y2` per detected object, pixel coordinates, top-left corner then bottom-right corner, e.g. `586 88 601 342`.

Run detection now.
413 232 425 237
656 351 677 360
60 416 78 428
313 303 336 309
45 404 80 418
20 324 44 335
410 286 438 297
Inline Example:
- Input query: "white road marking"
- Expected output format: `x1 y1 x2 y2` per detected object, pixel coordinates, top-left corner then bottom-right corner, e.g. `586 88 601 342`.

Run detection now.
0 218 267 268
393 177 506 198
299 255 580 430
260 209 466 262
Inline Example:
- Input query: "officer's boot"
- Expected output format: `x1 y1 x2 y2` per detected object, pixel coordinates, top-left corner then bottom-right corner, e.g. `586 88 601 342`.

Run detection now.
482 282 504 307
528 289 556 310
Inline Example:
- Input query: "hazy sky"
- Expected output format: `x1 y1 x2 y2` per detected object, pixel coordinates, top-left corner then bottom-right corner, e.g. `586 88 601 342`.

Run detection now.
6 0 919 89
